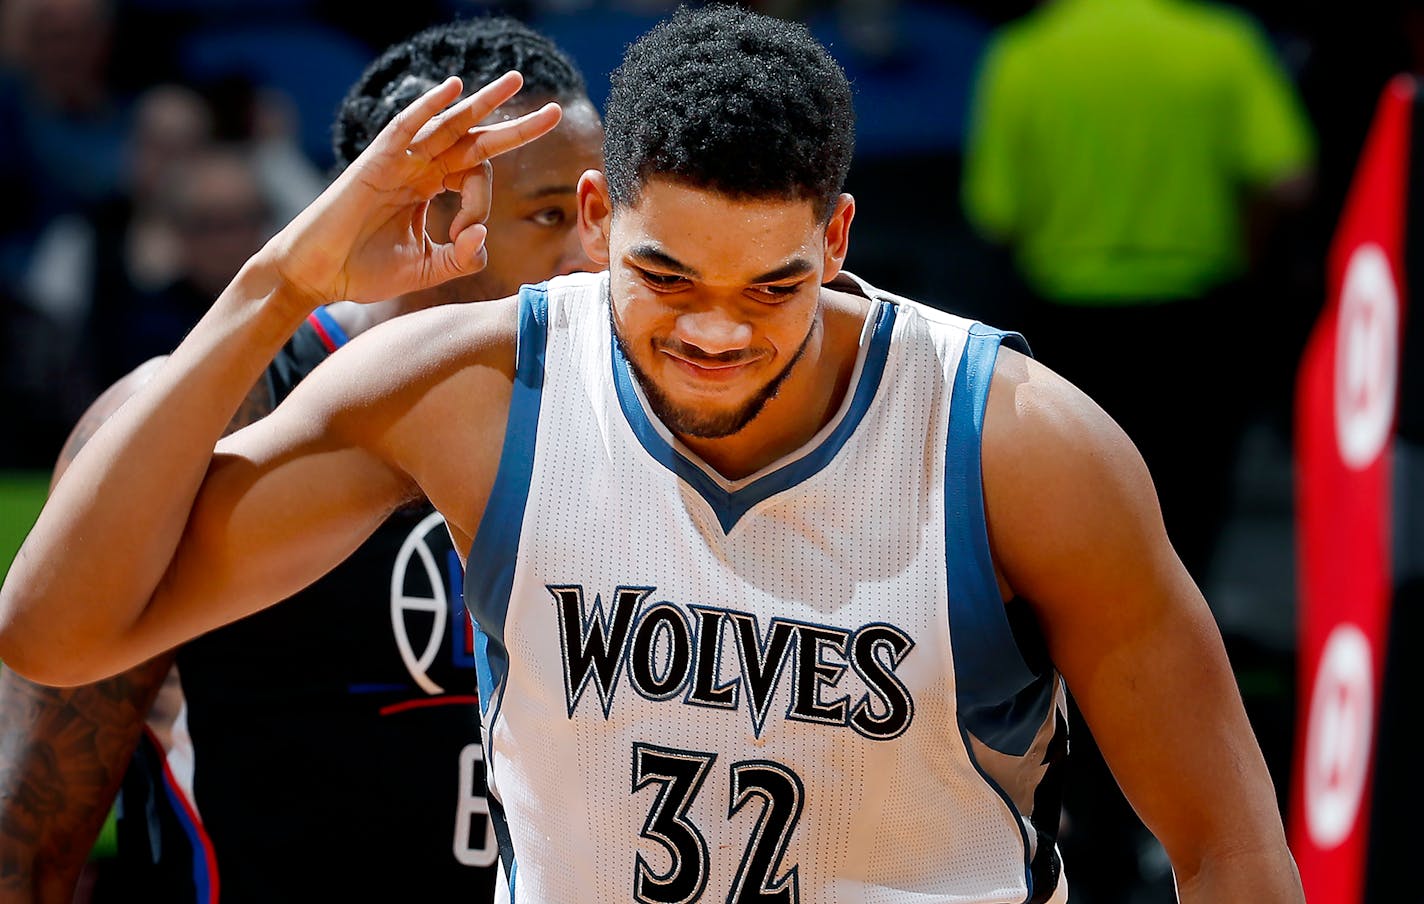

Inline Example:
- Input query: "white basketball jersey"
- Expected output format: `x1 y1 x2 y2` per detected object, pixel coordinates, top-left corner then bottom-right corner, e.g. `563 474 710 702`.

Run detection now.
465 271 1070 904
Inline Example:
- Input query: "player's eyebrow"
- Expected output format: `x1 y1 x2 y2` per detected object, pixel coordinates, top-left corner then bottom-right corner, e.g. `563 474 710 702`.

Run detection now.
750 259 816 284
522 184 577 199
628 245 817 284
628 243 698 277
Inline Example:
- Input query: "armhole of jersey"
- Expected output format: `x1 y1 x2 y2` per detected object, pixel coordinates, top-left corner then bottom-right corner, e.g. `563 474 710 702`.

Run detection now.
946 324 1046 737
466 282 549 717
307 306 350 352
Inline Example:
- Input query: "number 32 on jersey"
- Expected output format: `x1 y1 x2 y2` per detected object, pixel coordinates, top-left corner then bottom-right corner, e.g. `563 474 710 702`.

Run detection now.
633 743 804 904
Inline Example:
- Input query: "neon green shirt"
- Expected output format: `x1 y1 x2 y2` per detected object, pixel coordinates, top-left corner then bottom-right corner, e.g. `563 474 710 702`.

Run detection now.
963 0 1315 303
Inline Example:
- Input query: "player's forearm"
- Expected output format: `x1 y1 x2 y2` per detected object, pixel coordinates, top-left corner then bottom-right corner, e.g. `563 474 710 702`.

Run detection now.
0 867 76 904
0 855 98 904
0 258 314 685
0 657 170 902
1173 842 1304 903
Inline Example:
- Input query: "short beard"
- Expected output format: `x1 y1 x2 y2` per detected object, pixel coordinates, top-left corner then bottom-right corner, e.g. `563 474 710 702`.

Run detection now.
613 309 815 440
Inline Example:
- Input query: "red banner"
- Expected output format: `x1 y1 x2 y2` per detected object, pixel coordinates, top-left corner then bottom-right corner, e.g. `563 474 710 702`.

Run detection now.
1290 76 1412 903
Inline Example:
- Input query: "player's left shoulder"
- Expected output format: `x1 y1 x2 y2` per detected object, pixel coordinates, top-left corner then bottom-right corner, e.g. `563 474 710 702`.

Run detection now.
979 351 1167 594
982 350 1146 497
985 348 1160 514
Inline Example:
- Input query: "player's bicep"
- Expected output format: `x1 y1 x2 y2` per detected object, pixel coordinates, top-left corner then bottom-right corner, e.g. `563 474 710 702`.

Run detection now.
52 356 272 493
131 387 417 659
983 351 1187 669
50 358 169 493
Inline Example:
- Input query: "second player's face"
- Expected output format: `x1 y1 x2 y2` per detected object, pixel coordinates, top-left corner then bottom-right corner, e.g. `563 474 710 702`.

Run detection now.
430 97 604 301
597 177 850 440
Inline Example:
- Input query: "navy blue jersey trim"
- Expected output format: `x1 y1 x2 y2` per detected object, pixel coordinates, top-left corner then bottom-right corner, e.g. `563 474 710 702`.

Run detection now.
958 723 1037 904
487 789 518 900
947 323 1054 902
611 301 898 533
946 323 1051 756
157 782 214 904
466 283 548 718
310 305 351 349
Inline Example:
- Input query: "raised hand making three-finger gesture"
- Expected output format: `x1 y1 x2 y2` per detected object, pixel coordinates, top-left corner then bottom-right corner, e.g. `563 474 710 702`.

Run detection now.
265 71 561 306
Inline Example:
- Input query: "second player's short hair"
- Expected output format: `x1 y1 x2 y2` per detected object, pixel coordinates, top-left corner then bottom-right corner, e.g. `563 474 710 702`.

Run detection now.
603 4 855 221
332 17 586 171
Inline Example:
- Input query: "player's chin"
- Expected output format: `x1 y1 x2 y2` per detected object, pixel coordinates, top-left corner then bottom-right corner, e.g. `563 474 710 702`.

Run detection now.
662 393 766 439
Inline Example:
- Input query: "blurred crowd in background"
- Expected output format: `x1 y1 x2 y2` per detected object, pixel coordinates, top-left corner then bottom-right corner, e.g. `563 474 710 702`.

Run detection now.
2 0 1419 463
4 0 1422 468
1 0 1421 900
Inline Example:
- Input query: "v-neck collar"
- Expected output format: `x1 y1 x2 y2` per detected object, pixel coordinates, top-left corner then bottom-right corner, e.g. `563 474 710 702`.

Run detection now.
609 295 899 534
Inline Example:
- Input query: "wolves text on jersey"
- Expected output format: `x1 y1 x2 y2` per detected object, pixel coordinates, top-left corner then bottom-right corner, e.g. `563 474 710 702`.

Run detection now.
549 585 915 740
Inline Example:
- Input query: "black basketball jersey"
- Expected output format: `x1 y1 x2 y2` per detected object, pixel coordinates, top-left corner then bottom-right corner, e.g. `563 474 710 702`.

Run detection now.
108 309 496 902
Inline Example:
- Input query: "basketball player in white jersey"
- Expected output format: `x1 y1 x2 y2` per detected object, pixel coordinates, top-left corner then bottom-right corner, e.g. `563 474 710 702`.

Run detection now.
0 6 1303 903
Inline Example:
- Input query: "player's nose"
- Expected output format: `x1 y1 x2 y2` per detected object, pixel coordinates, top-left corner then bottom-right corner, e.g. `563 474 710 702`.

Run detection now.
674 308 753 356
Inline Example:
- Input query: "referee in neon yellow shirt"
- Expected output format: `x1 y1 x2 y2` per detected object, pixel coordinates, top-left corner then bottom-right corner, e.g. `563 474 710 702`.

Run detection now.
964 0 1314 583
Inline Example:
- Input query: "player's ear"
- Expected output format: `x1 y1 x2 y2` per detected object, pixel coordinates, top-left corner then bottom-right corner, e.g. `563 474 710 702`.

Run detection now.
577 170 613 267
821 193 855 283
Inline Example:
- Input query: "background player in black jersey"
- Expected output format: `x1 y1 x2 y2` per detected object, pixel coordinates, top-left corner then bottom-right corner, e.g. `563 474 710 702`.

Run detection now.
0 18 601 903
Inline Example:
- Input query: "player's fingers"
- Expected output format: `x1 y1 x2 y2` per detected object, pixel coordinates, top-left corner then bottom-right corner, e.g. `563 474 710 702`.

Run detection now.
420 102 559 198
432 103 563 181
408 71 526 160
464 102 563 164
446 160 494 242
427 223 488 287
380 76 464 152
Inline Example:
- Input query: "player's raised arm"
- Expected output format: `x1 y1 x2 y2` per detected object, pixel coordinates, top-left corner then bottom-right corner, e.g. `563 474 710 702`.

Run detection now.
981 349 1303 903
0 75 559 687
0 361 193 903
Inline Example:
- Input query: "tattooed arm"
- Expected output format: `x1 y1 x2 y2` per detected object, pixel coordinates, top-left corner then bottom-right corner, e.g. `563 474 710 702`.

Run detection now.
0 658 173 903
0 359 272 903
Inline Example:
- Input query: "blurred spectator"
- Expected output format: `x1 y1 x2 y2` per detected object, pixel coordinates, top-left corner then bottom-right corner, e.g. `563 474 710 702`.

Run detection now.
6 84 214 466
0 0 131 273
1 0 148 466
24 84 214 335
963 1 1315 901
196 72 327 225
121 86 216 287
177 20 377 172
92 145 272 384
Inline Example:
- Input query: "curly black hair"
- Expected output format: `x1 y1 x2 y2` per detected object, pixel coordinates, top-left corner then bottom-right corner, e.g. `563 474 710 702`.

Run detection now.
604 4 854 222
332 17 586 171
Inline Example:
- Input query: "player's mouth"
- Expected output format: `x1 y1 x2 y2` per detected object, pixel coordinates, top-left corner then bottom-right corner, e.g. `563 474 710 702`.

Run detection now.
660 348 762 384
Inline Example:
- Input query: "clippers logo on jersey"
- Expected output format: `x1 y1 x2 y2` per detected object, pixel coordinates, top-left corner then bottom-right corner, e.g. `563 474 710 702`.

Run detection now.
549 585 916 739
391 510 476 694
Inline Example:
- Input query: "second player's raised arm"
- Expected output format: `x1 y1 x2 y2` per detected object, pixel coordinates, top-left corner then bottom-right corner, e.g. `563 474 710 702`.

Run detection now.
0 292 513 687
0 267 326 685
0 73 551 686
